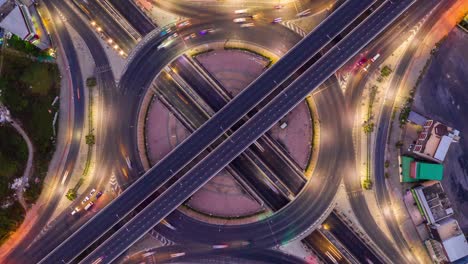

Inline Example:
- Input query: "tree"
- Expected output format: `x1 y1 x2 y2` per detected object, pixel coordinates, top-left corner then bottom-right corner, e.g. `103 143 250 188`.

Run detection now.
363 122 374 134
86 77 97 88
85 134 95 146
381 65 392 77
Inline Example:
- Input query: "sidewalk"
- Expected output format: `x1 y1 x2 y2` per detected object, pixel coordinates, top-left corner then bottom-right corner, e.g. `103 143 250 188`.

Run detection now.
9 119 34 210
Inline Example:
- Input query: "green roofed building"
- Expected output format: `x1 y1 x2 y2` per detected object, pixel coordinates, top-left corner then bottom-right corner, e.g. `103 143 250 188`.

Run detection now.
400 156 444 183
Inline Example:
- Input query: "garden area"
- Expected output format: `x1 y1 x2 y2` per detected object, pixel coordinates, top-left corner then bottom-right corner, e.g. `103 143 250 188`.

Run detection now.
0 38 60 243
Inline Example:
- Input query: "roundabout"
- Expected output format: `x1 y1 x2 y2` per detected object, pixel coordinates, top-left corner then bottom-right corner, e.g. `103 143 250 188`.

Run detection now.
117 18 350 248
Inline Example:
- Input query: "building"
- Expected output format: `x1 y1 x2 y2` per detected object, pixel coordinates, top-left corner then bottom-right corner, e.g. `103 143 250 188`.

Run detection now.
411 183 453 225
400 156 444 183
0 0 49 49
428 218 468 263
408 110 427 126
412 118 460 163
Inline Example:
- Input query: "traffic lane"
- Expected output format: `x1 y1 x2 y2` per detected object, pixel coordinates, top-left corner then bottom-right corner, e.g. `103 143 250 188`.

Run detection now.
82 1 412 260
19 1 121 263
324 213 383 264
17 29 120 264
49 0 112 68
170 56 227 111
155 75 209 128
123 245 307 264
121 0 377 97
43 1 376 262
345 0 439 108
75 0 136 52
153 0 332 21
303 231 349 264
108 0 155 36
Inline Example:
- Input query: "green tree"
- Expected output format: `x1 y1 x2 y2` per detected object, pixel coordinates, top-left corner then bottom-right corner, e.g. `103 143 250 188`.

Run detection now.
381 65 392 77
363 122 374 134
85 134 95 146
86 77 97 88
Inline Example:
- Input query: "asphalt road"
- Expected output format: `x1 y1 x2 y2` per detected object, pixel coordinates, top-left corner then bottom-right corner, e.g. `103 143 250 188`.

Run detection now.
40 1 375 262
303 230 348 264
155 72 290 209
323 213 384 264
152 0 334 22
343 1 453 264
81 1 415 262
171 55 306 195
72 0 136 52
122 245 307 264
108 0 155 36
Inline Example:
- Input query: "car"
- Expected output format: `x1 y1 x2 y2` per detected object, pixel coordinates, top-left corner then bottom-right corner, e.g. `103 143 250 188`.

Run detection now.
234 9 248 14
84 202 94 211
272 17 282 23
371 53 381 62
240 23 254 28
81 196 90 204
408 144 415 151
96 191 103 199
199 28 214 35
177 21 190 28
90 188 96 196
70 207 80 215
274 5 283 9
357 57 368 67
233 17 247 23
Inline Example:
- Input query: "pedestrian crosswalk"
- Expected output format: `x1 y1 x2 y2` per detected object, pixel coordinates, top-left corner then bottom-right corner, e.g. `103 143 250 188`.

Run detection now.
149 229 175 246
280 20 307 38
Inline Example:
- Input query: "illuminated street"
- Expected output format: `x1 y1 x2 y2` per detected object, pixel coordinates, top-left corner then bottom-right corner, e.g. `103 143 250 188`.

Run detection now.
0 0 467 264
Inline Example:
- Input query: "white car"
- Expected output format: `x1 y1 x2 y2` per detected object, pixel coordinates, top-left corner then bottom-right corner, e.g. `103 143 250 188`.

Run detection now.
234 9 248 14
90 188 96 196
240 23 255 28
81 196 90 204
71 207 80 215
233 17 247 23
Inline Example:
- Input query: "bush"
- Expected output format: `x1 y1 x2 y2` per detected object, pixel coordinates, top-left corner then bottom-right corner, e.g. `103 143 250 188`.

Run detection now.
395 140 404 148
86 77 97 88
381 65 392 77
384 160 390 168
363 122 374 134
66 189 77 201
363 179 373 190
85 134 95 146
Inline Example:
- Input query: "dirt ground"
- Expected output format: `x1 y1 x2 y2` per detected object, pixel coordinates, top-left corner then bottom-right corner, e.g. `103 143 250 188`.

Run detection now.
412 28 468 232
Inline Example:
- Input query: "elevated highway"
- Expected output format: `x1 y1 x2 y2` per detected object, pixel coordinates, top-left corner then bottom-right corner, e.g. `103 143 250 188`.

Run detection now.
40 1 378 262
80 0 416 263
